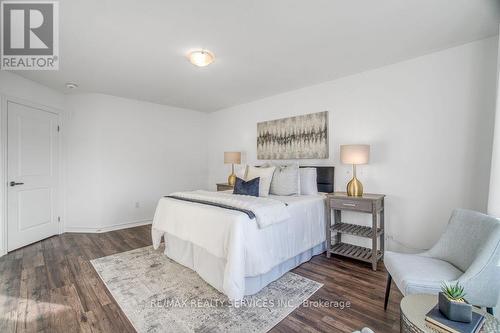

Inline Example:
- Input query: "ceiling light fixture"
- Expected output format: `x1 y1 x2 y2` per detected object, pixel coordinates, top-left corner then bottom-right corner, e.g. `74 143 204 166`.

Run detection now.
65 82 78 89
188 49 215 67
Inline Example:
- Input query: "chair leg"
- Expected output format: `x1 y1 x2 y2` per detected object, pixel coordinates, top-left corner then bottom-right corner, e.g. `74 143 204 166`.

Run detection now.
384 273 392 311
486 307 494 315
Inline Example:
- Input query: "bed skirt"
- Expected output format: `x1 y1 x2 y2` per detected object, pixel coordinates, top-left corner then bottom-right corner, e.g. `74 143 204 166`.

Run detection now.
163 232 325 296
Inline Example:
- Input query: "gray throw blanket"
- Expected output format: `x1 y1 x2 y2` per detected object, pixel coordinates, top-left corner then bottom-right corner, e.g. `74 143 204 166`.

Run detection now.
165 195 256 219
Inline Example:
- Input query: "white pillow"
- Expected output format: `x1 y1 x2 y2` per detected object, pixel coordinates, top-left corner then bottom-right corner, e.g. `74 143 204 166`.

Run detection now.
299 168 318 195
269 164 299 196
235 164 247 179
246 166 276 197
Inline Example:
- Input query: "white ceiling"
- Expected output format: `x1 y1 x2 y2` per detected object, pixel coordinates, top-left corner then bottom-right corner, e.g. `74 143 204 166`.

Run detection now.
16 0 500 112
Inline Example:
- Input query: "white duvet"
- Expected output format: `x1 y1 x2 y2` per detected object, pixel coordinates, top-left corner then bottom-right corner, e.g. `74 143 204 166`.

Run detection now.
151 191 325 301
166 190 291 228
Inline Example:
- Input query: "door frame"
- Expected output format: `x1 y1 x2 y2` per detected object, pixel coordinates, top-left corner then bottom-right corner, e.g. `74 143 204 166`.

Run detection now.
0 95 65 256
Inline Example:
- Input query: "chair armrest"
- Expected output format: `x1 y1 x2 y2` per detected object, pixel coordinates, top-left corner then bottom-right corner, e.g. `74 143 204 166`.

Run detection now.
455 241 500 307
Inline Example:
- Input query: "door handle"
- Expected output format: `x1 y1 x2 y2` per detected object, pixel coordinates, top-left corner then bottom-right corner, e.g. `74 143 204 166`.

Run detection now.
10 181 24 187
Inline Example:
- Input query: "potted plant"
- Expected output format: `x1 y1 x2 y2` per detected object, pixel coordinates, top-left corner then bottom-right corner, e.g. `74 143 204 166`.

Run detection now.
438 281 472 323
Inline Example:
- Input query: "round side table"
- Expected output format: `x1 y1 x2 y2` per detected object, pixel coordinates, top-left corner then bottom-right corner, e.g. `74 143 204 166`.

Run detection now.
400 294 499 333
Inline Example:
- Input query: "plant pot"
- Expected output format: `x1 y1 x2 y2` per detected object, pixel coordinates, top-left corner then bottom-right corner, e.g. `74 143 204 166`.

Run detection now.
438 292 472 323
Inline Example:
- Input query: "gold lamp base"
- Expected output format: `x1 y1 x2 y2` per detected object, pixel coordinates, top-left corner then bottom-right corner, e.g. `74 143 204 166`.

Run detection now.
228 173 236 186
346 164 363 196
347 176 363 196
227 163 237 186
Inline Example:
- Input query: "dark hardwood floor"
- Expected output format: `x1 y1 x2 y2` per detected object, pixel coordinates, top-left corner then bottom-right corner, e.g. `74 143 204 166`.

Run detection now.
0 225 402 333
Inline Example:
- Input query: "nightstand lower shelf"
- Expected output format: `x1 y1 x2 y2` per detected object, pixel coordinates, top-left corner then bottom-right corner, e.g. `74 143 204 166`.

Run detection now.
331 222 383 238
330 242 383 263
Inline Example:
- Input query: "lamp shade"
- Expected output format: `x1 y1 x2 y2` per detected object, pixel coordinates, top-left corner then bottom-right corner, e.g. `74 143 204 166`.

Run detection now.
224 152 241 164
340 145 370 165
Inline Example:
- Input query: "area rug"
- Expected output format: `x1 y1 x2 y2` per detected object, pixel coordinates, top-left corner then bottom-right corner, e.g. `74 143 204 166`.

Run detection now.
91 245 323 333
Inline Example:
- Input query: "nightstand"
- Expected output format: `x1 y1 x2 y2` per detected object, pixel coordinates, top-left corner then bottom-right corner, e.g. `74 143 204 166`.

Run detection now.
326 192 385 270
216 183 234 191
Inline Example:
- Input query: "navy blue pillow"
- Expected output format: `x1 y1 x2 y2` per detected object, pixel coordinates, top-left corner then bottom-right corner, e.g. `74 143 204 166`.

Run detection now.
233 177 260 197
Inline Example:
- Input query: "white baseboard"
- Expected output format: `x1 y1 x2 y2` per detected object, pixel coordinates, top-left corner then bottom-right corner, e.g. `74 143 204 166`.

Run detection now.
64 219 152 233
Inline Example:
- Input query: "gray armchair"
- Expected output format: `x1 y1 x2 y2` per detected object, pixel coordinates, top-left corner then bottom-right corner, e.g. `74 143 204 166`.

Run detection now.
384 209 500 314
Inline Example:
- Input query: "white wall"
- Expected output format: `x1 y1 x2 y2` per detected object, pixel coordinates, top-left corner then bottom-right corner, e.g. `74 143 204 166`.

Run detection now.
64 94 208 232
0 72 209 252
488 33 500 217
0 71 65 255
1 36 498 254
207 37 498 252
0 71 65 109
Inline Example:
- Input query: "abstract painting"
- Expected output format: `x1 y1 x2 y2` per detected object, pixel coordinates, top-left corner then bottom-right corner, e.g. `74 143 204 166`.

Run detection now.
257 111 328 159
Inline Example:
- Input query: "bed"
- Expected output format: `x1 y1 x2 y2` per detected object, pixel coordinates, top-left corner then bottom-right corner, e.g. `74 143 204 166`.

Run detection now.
151 166 334 301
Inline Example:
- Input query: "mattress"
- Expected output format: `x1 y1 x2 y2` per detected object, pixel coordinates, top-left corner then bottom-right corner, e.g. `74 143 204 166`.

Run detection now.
152 193 327 299
242 193 327 276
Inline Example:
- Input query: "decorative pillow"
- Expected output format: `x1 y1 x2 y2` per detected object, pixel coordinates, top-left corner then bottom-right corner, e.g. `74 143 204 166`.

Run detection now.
299 168 318 195
246 165 276 197
269 164 299 196
233 177 259 197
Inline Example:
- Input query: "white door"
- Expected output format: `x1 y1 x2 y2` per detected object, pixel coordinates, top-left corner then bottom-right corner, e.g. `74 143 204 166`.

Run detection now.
7 100 60 251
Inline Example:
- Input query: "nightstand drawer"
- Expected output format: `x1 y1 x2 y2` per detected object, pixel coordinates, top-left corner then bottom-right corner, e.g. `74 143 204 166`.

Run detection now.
216 183 234 192
330 198 372 212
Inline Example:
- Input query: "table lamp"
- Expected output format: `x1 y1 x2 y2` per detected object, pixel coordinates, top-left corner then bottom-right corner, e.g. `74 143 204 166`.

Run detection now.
340 144 370 196
224 152 241 186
